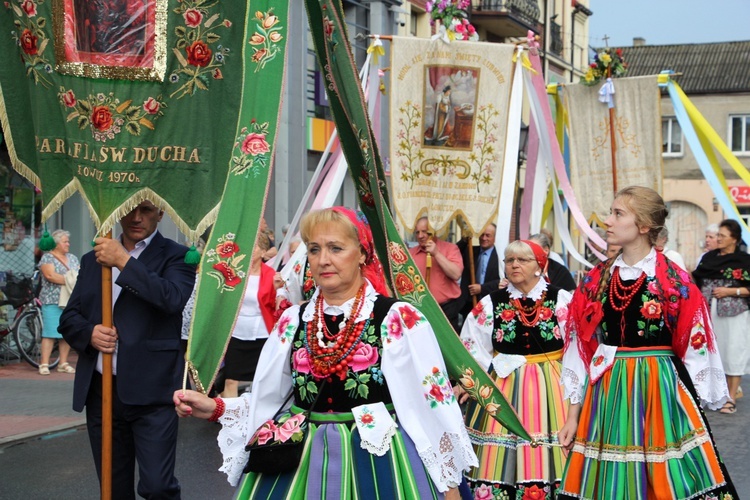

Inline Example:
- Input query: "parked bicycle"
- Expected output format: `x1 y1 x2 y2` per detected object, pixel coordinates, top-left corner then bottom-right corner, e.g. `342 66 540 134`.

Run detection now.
0 272 53 369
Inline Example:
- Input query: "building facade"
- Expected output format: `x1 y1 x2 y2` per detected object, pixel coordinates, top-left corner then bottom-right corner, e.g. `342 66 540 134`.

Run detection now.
620 40 750 269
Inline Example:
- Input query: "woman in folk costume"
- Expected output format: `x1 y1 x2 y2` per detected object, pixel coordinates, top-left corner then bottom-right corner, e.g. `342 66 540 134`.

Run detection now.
174 207 476 499
457 240 572 498
220 231 285 398
557 186 737 499
692 218 750 414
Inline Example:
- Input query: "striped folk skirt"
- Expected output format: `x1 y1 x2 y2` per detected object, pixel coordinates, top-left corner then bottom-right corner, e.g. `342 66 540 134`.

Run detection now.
234 408 443 500
464 350 567 498
558 347 735 499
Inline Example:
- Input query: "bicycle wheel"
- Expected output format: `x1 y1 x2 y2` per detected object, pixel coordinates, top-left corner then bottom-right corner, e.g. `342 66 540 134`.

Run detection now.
15 310 59 369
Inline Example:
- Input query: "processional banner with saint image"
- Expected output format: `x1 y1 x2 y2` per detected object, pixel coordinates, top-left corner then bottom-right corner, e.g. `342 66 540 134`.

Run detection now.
389 36 515 235
564 75 663 222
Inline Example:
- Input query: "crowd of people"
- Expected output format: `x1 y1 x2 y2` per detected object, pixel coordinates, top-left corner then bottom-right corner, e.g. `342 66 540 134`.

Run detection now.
49 186 749 499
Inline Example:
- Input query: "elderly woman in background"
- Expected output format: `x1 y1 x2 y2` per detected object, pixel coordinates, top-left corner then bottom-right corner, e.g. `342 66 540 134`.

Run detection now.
457 240 571 498
696 223 720 268
693 218 750 414
175 207 476 499
38 229 80 375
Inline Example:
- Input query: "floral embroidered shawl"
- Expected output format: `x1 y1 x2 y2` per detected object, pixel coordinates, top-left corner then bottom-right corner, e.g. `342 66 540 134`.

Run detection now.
567 250 715 370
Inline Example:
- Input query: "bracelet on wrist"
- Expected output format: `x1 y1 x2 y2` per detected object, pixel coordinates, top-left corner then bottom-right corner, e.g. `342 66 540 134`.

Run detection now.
737 288 741 297
208 397 225 422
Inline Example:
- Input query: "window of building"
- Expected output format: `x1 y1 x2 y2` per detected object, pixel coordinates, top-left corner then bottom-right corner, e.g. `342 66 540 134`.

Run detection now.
729 114 750 153
662 117 682 156
410 12 417 36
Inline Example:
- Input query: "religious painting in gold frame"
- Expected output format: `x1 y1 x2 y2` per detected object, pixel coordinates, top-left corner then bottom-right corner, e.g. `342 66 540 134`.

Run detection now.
53 0 167 81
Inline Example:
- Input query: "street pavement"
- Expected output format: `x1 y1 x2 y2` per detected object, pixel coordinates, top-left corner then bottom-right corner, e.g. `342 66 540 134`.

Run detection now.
1 356 749 498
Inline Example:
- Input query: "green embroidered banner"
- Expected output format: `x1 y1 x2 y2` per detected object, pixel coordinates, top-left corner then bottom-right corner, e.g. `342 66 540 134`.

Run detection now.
305 0 532 442
0 0 285 240
185 2 290 393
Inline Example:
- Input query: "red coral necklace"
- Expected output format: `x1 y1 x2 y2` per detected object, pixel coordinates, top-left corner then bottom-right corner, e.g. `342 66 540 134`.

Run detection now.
305 283 368 380
511 291 547 327
609 268 646 312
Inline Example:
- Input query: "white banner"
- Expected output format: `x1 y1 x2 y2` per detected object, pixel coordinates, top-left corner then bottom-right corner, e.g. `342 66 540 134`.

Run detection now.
565 75 663 221
389 36 516 236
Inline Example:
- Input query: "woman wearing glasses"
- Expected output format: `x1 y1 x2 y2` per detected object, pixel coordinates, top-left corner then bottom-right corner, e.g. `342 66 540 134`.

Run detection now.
456 240 572 499
693 218 750 414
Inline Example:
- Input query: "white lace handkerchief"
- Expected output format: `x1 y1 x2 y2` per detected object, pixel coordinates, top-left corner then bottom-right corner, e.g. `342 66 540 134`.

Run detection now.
491 353 527 378
589 344 618 385
352 402 398 457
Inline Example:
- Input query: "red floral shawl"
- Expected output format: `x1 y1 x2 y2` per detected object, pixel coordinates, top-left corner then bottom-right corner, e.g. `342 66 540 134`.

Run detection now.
566 251 715 370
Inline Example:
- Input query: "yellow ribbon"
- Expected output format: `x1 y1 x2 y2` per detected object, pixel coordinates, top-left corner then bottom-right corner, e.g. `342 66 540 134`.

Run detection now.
525 349 563 364
367 37 385 65
514 51 537 75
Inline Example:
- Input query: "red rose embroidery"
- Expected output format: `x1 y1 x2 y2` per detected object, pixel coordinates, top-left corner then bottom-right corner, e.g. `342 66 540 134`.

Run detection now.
429 383 445 402
20 29 38 55
522 484 545 500
302 278 315 294
360 413 373 425
91 106 114 131
186 40 213 67
183 8 203 28
142 97 160 115
500 309 516 322
389 242 409 264
322 16 335 38
21 0 36 16
394 272 414 295
212 262 241 287
216 241 239 258
398 305 420 329
471 302 484 316
733 269 743 280
690 332 706 351
61 90 76 108
241 133 270 156
593 355 604 367
539 307 553 321
640 300 662 320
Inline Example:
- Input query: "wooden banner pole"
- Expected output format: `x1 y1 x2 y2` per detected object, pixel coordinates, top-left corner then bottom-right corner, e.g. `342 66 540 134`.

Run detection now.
101 230 113 500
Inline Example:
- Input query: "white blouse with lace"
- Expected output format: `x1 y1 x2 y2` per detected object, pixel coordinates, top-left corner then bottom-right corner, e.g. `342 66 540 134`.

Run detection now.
215 281 478 490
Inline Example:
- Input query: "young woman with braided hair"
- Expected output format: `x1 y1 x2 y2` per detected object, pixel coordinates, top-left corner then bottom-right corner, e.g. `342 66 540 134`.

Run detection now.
557 186 737 499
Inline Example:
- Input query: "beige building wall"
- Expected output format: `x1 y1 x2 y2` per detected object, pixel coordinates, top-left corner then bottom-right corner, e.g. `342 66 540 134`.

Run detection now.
662 91 750 270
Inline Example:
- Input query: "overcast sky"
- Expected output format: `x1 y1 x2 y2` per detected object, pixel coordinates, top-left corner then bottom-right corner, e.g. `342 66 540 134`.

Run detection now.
588 0 750 48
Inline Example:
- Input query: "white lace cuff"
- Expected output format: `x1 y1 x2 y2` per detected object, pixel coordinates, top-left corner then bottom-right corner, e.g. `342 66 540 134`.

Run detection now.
693 366 730 410
216 396 253 486
352 402 398 457
561 367 584 405
418 430 478 492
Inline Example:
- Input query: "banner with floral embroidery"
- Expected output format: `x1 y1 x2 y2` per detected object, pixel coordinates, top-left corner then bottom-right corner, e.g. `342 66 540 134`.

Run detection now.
305 0 531 442
564 75 662 221
183 1 289 393
388 36 515 236
0 0 286 239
